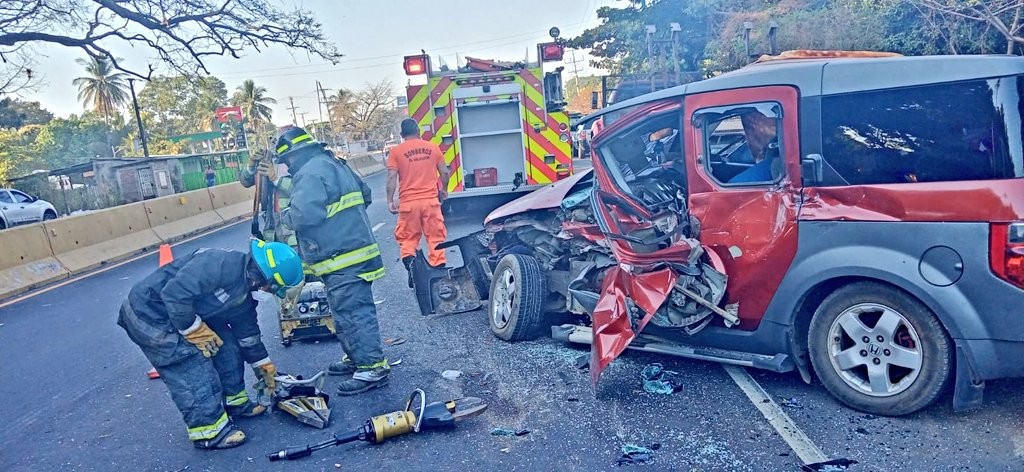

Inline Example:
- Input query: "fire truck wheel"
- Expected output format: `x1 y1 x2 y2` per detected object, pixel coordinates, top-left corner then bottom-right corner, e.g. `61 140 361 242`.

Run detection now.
808 281 952 416
489 254 547 342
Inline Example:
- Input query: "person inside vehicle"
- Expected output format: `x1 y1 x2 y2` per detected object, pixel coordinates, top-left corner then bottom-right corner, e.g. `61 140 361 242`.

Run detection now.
728 111 780 184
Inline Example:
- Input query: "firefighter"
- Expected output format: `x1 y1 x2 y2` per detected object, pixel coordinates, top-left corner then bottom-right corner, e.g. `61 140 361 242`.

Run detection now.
116 240 304 449
386 118 451 287
276 126 391 395
239 147 305 315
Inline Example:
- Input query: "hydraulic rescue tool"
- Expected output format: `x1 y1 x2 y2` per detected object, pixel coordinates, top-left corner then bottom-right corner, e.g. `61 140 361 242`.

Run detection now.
256 370 332 428
267 389 487 461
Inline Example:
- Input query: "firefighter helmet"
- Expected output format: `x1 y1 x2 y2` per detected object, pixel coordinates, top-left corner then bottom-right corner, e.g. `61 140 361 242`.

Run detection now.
250 239 303 295
274 126 320 164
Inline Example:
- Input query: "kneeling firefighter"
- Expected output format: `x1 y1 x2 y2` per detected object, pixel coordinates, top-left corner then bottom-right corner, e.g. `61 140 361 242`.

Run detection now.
117 241 303 449
275 126 391 396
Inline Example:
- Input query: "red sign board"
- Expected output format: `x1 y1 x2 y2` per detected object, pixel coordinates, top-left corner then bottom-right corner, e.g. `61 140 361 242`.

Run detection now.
215 106 243 123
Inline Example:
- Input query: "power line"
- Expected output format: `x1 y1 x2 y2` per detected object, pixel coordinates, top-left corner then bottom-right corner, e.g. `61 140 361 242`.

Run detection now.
217 19 600 80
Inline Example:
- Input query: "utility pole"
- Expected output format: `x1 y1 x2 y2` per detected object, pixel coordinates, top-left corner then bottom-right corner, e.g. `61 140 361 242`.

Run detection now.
287 97 299 126
670 23 682 87
566 50 585 97
315 81 324 126
127 78 150 157
298 111 308 127
317 82 338 148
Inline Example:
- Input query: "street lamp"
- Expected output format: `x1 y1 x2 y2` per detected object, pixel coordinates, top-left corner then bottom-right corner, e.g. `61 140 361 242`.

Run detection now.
127 78 150 157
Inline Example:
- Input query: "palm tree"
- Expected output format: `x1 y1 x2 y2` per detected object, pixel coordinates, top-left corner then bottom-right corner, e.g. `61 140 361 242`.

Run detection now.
72 56 129 122
328 88 356 130
231 79 276 129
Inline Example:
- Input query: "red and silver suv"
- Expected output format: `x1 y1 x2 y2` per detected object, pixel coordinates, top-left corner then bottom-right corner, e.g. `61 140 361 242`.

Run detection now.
413 53 1024 416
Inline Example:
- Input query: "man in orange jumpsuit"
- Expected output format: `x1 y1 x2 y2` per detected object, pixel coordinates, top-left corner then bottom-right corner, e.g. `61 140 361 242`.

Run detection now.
386 118 451 288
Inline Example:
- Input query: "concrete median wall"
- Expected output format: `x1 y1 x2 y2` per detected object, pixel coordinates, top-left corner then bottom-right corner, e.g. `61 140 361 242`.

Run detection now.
209 183 256 222
44 201 162 275
345 154 386 178
0 223 70 299
145 188 223 242
0 182 262 300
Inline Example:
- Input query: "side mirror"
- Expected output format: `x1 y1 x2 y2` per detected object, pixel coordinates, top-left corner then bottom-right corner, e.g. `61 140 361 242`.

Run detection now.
591 91 599 110
801 154 824 185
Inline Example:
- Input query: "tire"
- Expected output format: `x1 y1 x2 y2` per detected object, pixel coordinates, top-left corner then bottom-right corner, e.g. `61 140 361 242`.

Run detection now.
43 210 56 221
0 218 6 230
808 281 952 416
489 254 547 342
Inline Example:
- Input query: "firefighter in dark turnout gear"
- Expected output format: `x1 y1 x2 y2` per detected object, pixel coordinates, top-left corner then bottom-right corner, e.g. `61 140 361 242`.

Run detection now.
117 241 303 449
276 127 390 396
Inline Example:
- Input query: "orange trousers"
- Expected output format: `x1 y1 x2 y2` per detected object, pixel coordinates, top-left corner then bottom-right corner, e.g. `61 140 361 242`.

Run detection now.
395 199 447 266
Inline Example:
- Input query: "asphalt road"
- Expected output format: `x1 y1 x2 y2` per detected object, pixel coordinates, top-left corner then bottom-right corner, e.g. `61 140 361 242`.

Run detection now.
2 169 1022 471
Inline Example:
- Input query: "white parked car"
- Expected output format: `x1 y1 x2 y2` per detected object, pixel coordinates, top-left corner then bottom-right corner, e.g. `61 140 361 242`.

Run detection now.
0 188 57 229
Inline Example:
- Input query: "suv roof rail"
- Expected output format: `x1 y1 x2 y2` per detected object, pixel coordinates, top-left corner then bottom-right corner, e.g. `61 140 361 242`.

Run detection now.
754 49 903 64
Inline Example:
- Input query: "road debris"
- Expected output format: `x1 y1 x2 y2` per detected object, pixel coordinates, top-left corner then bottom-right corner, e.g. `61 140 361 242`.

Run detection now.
490 428 530 437
641 363 683 394
575 354 590 370
441 370 463 380
616 443 655 466
778 396 803 409
384 337 407 346
801 458 859 471
500 447 510 453
390 358 403 366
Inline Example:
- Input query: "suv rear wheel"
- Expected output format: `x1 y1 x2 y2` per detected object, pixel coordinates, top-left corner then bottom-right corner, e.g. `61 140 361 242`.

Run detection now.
808 281 952 416
489 254 546 342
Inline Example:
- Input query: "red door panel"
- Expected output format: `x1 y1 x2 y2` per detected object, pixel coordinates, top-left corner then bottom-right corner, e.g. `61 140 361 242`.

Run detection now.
683 86 802 329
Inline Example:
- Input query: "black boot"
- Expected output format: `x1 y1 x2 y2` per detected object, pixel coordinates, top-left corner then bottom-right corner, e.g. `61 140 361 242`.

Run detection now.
401 256 415 289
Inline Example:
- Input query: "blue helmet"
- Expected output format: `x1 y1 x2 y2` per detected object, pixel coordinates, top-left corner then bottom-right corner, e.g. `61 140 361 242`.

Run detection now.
250 239 303 293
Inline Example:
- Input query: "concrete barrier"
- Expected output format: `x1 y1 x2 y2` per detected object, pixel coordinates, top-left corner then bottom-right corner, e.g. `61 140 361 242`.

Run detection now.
209 183 256 223
0 223 70 299
145 188 224 242
44 202 161 275
345 154 386 178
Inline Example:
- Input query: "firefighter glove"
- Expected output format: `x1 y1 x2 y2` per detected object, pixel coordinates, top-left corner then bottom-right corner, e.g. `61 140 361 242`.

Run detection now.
253 359 277 390
257 160 277 180
180 321 224 358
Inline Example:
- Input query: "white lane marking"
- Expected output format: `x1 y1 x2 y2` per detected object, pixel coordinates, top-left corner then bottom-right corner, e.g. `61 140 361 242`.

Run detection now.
0 220 248 309
723 365 829 465
372 222 384 232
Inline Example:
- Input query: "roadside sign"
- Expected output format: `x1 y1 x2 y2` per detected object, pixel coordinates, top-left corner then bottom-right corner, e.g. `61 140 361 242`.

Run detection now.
215 106 243 123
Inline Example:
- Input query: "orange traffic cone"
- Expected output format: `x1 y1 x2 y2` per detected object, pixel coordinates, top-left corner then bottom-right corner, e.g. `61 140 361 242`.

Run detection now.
158 243 174 267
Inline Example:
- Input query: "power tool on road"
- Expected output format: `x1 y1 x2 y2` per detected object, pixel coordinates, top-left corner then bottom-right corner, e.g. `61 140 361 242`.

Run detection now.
256 370 332 428
267 389 487 461
279 281 337 346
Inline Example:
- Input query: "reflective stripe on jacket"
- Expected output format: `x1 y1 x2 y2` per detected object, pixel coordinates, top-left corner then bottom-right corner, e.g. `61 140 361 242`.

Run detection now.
282 150 383 282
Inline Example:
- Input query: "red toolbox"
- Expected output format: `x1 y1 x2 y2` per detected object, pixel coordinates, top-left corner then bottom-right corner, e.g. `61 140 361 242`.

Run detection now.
473 167 498 187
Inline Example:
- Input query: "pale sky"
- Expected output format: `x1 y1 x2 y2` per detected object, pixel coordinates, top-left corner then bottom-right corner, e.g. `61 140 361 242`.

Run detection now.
18 0 616 127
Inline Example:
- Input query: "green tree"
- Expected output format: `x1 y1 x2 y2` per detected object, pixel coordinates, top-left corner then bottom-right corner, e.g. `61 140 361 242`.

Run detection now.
0 98 54 129
136 75 228 139
72 56 130 122
232 79 277 129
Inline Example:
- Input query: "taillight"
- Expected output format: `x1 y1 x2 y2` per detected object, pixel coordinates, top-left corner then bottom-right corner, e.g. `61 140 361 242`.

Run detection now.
990 222 1024 288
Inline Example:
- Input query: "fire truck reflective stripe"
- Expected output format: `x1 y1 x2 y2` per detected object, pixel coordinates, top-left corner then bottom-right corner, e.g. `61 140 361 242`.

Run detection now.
525 146 557 183
407 85 428 122
514 69 571 173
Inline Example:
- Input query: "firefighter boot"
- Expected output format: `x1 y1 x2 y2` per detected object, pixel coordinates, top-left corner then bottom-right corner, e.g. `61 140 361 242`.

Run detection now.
327 355 356 377
193 425 247 450
336 364 390 396
402 256 415 289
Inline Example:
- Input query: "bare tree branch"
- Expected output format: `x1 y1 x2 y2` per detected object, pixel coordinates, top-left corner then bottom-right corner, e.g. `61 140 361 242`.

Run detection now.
0 0 342 93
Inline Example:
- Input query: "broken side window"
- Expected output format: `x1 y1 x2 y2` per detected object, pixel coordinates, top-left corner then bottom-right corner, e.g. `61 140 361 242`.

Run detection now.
819 75 1024 186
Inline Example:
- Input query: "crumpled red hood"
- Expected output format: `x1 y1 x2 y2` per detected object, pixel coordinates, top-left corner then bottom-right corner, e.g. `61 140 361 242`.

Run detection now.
590 266 678 386
484 169 594 225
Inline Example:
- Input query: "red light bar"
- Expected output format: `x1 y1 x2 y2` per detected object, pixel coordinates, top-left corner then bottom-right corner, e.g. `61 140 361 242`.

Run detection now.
539 42 564 62
404 54 428 76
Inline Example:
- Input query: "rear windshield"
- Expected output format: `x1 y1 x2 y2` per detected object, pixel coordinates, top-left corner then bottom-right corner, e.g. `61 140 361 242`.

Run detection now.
818 75 1024 186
